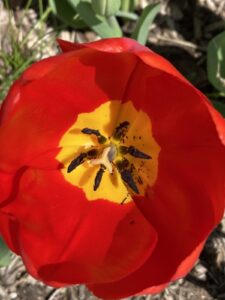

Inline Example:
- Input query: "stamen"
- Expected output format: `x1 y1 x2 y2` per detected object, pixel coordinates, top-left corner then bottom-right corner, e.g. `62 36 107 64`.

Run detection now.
120 146 151 159
94 165 105 191
67 149 98 173
87 149 98 157
116 159 139 194
113 121 130 140
116 158 130 170
120 169 139 194
82 128 107 144
67 152 87 173
119 146 128 155
90 146 113 173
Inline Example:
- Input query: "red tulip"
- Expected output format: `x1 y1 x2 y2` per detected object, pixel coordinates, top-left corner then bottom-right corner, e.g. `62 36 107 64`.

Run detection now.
0 38 225 299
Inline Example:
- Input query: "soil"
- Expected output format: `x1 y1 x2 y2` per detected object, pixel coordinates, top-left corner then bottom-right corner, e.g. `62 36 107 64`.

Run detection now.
0 0 225 299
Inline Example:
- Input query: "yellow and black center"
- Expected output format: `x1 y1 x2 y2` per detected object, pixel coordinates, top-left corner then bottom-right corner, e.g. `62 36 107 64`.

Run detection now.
57 101 160 204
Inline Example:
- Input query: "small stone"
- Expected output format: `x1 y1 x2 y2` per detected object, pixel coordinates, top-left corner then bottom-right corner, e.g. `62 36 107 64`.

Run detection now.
10 292 18 299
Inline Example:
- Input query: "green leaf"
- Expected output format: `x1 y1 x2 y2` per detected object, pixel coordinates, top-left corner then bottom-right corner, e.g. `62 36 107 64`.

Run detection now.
207 31 225 93
49 0 122 37
68 0 122 38
0 237 11 267
120 0 136 12
116 10 138 21
132 3 161 45
92 0 121 17
212 100 225 117
48 0 86 29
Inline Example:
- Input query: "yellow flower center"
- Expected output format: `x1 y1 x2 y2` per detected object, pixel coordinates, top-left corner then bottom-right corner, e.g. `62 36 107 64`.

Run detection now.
57 101 160 204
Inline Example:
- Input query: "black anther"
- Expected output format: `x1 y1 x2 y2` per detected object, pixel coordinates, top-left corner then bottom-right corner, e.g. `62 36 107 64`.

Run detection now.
87 149 98 157
120 169 139 194
119 146 129 155
67 152 87 173
113 121 130 140
116 158 130 171
127 146 151 159
81 128 107 144
94 166 105 191
82 128 101 136
119 145 151 159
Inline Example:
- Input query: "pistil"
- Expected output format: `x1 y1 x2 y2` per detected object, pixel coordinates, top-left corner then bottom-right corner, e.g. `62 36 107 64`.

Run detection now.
90 145 117 174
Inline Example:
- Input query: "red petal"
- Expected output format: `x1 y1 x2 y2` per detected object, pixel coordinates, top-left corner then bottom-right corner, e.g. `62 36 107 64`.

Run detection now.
3 168 157 285
205 100 225 147
88 46 225 299
57 39 86 53
1 38 225 298
0 212 20 255
57 38 184 80
0 49 137 174
0 172 14 203
88 229 206 298
97 241 205 299
57 37 146 54
0 54 77 124
172 240 205 279
124 60 225 222
0 167 27 254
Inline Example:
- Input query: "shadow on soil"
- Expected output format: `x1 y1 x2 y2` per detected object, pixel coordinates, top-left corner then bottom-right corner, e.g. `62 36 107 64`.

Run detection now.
146 0 225 94
187 225 225 299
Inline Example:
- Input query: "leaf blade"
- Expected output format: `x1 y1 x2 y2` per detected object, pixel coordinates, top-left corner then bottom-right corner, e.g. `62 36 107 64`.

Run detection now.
69 0 122 38
132 3 161 45
48 0 86 29
0 237 11 267
212 100 225 117
207 31 225 93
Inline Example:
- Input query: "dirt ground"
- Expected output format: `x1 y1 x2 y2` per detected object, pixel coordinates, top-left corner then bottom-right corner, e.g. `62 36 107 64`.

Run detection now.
0 0 225 299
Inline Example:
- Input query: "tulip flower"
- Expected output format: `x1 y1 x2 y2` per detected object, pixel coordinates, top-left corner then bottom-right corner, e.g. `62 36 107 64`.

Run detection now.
0 38 225 299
